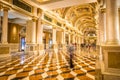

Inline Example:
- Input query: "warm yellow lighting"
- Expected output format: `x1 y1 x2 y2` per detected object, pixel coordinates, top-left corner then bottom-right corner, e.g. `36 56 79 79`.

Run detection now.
13 26 17 35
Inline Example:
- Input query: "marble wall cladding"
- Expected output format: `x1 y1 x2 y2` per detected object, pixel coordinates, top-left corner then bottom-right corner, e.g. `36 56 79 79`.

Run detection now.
103 74 120 80
102 46 120 74
0 46 9 54
108 52 120 69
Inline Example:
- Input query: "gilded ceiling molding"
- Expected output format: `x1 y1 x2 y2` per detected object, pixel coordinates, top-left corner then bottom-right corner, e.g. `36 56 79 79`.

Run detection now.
48 3 97 36
37 9 43 20
74 15 95 27
79 23 96 34
64 3 96 20
97 0 105 8
76 20 95 30
61 7 70 18
53 8 68 18
64 7 75 20
75 13 94 23
77 20 96 29
80 26 96 34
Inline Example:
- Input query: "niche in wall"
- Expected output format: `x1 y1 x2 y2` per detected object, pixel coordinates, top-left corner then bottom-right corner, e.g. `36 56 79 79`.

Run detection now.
8 23 23 43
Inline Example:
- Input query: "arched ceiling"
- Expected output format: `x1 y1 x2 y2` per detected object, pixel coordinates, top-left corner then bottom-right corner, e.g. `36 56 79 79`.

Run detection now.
52 2 97 34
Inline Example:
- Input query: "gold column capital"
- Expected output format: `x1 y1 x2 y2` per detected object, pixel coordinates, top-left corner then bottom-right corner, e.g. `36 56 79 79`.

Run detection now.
0 4 2 9
37 8 43 16
2 6 10 11
61 29 65 32
100 8 106 13
52 26 56 29
32 17 37 22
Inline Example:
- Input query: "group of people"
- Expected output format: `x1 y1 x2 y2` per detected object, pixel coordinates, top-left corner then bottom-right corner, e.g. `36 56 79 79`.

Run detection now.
80 43 96 52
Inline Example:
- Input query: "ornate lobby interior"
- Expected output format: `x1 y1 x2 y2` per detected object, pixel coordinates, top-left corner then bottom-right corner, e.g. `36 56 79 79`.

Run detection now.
0 0 120 80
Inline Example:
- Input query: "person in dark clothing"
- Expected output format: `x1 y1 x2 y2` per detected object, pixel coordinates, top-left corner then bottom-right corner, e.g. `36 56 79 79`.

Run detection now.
70 52 74 68
68 44 75 69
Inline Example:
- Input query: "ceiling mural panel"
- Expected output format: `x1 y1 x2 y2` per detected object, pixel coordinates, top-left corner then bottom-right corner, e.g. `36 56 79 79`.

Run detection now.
51 2 97 34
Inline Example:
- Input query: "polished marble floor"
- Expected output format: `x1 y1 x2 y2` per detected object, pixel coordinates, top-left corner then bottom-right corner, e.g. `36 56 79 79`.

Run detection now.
0 50 96 80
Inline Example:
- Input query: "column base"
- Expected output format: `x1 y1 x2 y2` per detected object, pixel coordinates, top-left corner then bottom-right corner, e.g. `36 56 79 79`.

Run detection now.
95 69 103 80
52 44 58 53
37 44 45 54
1 42 8 44
102 74 120 80
61 44 66 49
25 44 38 54
105 41 120 45
0 44 10 58
0 44 10 53
101 45 120 80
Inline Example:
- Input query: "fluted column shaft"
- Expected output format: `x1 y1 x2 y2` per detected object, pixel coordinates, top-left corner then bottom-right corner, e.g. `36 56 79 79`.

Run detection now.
106 0 119 44
2 8 9 44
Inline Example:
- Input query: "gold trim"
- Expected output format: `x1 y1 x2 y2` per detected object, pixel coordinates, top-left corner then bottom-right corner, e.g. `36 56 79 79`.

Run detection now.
101 8 106 13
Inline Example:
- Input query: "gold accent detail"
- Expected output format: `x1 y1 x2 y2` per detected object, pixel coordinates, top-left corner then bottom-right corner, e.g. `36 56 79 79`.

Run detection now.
32 18 37 22
101 8 106 13
3 6 10 11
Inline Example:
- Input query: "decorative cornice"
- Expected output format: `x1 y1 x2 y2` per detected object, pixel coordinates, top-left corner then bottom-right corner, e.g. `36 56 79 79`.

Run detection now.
0 0 12 9
0 0 38 19
2 6 10 11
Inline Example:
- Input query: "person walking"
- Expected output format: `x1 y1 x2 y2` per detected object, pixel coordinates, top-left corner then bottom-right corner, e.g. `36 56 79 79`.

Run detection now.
68 44 75 69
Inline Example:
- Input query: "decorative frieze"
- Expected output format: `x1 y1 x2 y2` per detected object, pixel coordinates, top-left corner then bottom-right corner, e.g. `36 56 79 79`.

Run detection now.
13 0 32 12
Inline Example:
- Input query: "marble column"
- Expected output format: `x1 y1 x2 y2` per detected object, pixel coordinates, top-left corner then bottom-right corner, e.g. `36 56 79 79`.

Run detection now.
72 35 75 43
78 36 80 47
62 30 65 44
56 31 62 44
32 19 36 43
62 30 66 49
68 34 71 44
99 9 106 44
95 9 105 80
45 33 49 49
52 28 58 53
33 7 37 17
75 35 77 44
26 18 37 53
97 8 106 60
2 7 9 44
101 0 120 80
37 19 43 44
106 0 119 44
36 16 44 53
26 19 36 44
52 28 56 44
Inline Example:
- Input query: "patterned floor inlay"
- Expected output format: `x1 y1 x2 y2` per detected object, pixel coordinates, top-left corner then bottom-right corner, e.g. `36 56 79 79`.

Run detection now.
0 51 96 80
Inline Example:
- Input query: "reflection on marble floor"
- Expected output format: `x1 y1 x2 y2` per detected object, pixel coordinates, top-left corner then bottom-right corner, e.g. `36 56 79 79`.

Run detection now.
0 50 96 80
